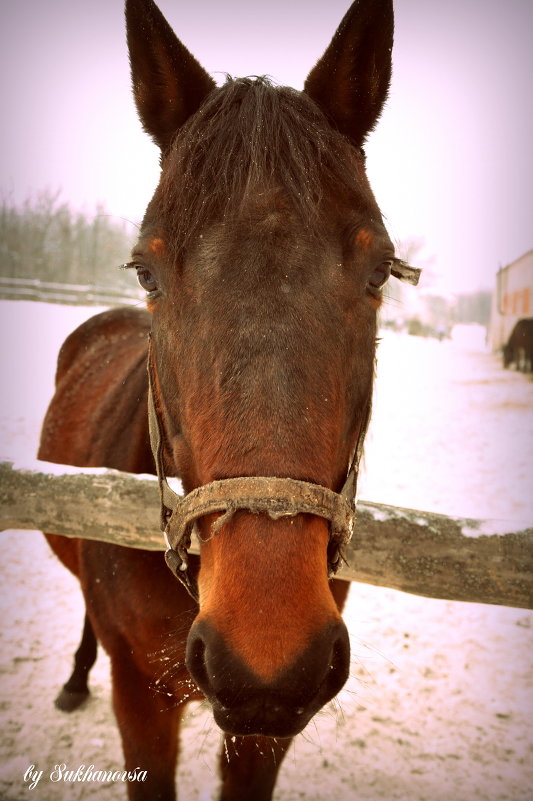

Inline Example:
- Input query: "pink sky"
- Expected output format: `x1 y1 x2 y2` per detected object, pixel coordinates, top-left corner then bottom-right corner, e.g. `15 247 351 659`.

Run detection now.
1 0 532 292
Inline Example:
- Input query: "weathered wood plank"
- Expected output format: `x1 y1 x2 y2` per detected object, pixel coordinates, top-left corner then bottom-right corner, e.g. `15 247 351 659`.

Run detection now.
347 504 533 609
0 459 165 550
0 276 142 306
1 459 532 608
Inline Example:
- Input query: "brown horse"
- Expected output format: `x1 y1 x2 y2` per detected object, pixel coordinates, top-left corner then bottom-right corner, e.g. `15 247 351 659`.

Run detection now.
38 0 418 798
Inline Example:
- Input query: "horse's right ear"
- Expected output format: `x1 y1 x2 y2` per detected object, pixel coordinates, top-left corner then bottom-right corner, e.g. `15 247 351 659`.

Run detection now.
304 0 394 147
125 0 216 152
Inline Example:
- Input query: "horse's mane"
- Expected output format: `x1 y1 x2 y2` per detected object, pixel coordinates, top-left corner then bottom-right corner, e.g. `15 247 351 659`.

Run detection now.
157 76 363 254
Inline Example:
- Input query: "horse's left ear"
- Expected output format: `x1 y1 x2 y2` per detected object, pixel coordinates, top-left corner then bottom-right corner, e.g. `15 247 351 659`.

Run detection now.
304 0 394 147
125 0 216 152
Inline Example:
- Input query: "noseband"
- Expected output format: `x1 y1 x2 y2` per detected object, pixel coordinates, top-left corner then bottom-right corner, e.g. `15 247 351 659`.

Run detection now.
147 337 367 601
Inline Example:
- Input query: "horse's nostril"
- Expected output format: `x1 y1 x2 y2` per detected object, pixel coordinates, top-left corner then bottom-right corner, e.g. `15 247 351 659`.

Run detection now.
332 631 350 672
320 625 350 700
186 631 209 692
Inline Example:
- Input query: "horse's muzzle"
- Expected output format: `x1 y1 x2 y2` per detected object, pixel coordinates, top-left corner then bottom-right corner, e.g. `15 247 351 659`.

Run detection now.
185 617 350 737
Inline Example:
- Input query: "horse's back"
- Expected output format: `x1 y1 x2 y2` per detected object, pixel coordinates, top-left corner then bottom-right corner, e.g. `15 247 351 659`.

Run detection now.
39 307 153 473
39 307 154 577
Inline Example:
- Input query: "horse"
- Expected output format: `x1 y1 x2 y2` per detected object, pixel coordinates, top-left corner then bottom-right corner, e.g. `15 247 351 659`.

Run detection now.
503 318 533 373
38 0 418 798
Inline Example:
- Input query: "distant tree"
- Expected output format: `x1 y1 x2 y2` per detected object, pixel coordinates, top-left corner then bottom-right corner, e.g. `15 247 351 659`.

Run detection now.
0 191 138 293
455 292 492 325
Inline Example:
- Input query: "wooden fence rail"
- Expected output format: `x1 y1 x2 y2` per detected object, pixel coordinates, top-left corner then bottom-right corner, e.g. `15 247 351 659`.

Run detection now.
1 459 532 609
0 276 143 306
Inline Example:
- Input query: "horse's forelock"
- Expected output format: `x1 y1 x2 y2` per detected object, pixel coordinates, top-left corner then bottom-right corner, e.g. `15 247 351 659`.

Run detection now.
154 76 363 256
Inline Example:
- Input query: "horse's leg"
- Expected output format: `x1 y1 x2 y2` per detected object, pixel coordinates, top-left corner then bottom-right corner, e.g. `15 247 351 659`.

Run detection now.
55 612 97 712
219 735 292 801
110 650 183 801
43 536 99 712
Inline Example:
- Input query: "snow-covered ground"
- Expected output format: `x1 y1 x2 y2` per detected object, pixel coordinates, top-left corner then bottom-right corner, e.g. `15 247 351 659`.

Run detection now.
1 300 532 801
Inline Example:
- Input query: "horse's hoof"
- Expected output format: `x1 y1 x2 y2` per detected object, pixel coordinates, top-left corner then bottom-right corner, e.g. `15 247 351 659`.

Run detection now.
54 688 90 712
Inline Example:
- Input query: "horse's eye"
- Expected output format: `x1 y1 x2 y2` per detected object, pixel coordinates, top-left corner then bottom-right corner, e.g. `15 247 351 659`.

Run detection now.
136 267 158 293
368 261 392 293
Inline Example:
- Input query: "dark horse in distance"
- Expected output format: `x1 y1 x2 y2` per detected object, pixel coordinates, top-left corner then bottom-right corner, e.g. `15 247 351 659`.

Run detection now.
39 0 417 798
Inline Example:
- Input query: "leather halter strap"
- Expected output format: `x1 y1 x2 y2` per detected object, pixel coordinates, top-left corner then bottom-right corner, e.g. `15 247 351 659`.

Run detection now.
147 336 367 601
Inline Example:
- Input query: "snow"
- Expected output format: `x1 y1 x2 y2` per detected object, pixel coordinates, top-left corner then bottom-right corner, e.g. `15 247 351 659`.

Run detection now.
1 300 532 801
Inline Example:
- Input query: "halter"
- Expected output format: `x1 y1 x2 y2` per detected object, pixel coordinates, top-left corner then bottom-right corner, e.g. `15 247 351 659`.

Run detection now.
147 336 369 601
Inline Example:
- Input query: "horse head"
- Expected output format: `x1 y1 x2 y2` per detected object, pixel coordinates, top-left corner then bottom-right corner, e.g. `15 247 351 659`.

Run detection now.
126 0 395 738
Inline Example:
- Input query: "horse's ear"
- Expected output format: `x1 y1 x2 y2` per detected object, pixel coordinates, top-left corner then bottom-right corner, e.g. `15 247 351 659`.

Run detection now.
304 0 393 147
125 0 216 152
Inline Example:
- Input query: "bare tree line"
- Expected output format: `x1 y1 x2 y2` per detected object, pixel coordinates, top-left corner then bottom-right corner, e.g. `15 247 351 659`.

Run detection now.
0 191 138 294
0 192 490 324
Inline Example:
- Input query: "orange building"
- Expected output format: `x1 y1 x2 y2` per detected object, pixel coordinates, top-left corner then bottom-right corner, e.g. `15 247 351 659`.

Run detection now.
489 249 533 352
